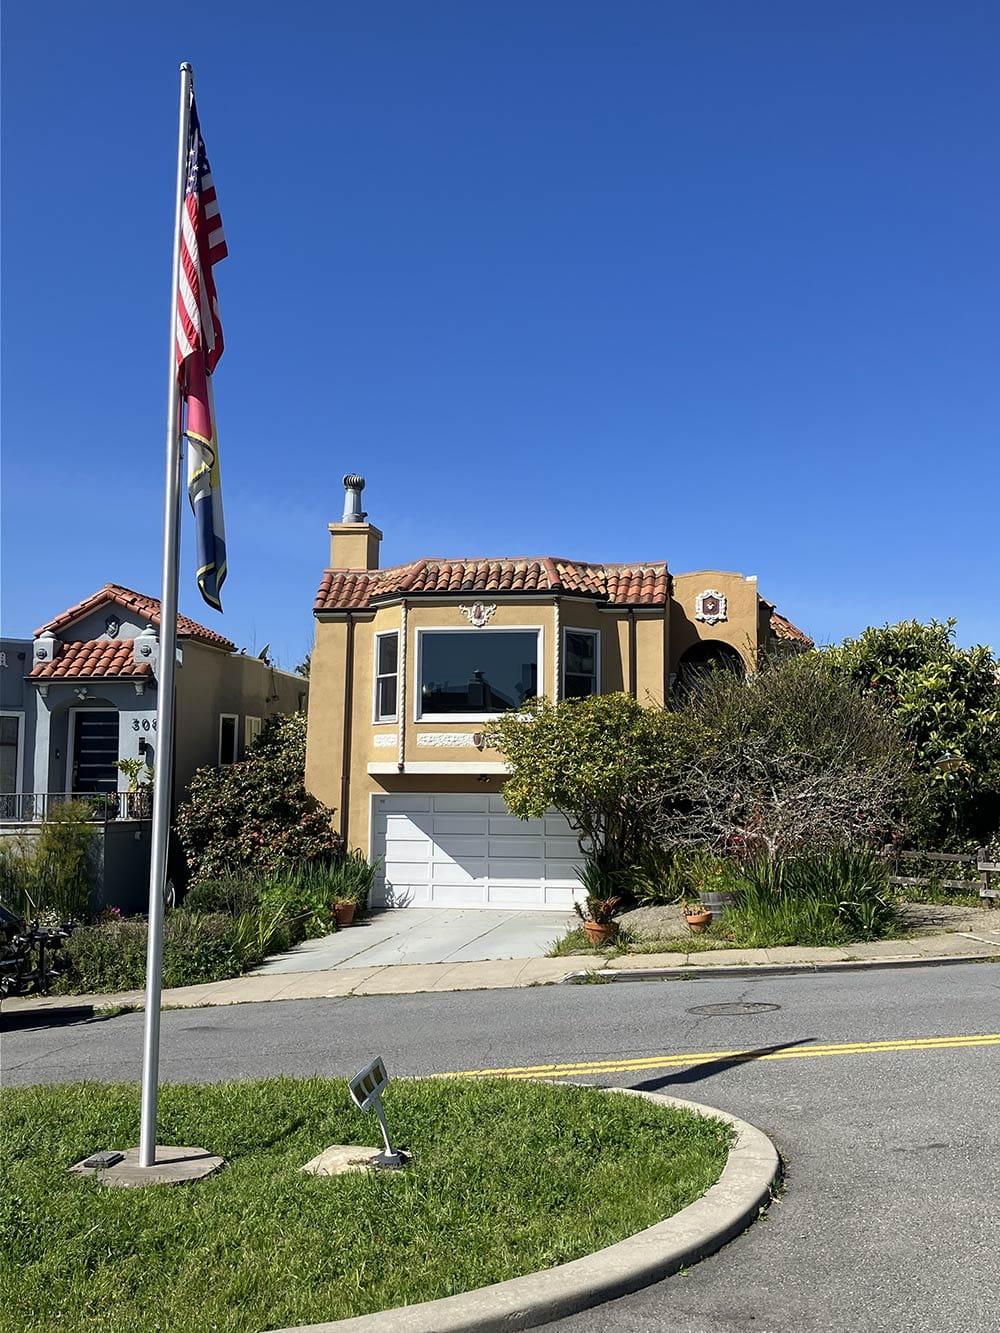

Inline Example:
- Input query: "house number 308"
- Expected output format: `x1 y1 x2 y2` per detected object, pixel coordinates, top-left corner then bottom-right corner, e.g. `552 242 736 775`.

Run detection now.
131 719 157 732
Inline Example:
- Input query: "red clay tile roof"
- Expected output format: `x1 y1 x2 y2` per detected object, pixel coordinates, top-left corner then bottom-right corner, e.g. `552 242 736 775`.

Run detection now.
314 558 671 612
35 583 235 652
28 640 154 680
770 612 814 648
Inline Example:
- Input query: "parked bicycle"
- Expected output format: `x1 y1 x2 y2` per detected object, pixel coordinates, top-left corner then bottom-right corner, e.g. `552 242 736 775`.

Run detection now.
0 904 76 998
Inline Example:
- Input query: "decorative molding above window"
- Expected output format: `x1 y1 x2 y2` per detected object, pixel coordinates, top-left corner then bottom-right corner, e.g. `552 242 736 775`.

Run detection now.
695 590 727 625
416 733 477 748
458 602 497 628
373 734 397 748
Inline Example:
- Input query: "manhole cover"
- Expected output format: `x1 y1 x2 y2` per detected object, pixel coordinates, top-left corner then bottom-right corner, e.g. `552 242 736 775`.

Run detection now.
686 1002 781 1016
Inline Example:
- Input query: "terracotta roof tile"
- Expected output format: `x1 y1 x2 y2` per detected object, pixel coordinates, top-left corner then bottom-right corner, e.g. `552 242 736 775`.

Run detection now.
770 612 814 648
314 558 671 612
29 640 154 680
35 583 235 652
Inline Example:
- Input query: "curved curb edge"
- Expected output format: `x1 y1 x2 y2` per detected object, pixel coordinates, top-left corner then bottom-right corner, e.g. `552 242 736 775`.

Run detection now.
562 952 1000 985
272 1089 780 1333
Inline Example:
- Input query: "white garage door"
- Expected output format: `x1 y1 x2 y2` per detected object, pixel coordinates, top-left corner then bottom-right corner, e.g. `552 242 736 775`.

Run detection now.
371 793 585 910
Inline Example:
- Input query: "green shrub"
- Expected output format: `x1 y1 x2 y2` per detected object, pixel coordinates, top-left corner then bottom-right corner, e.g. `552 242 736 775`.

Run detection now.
261 866 337 938
176 713 341 882
0 840 33 917
0 804 97 922
56 910 255 994
183 877 262 917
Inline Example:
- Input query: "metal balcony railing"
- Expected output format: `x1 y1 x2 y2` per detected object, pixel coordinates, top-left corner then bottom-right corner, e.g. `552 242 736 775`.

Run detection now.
0 790 154 824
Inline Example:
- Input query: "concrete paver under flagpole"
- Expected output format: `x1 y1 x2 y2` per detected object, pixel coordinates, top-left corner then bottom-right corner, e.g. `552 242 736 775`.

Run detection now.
5 928 1000 1016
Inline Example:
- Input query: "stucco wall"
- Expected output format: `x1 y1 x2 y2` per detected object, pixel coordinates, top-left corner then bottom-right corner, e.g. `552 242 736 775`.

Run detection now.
174 644 307 797
670 571 763 672
1 639 35 799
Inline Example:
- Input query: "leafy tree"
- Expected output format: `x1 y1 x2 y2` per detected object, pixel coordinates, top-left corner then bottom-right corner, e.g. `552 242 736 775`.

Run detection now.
823 621 1000 845
484 693 708 883
659 654 913 859
176 712 341 881
295 652 311 678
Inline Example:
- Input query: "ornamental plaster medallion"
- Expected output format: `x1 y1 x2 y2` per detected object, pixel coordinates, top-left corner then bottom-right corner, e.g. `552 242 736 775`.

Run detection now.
417 733 477 748
458 602 497 628
373 734 397 748
695 590 727 625
105 614 121 639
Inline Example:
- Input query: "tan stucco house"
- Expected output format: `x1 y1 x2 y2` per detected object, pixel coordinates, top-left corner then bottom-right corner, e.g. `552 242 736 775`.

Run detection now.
305 477 812 912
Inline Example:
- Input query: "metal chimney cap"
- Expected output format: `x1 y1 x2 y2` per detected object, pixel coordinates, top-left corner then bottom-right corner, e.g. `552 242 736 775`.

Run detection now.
343 474 366 490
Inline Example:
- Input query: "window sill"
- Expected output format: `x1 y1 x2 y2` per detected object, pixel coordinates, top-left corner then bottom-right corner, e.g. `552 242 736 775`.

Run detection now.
415 713 507 724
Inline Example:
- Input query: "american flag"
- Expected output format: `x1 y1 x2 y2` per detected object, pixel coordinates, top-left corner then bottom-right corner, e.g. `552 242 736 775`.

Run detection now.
177 92 228 611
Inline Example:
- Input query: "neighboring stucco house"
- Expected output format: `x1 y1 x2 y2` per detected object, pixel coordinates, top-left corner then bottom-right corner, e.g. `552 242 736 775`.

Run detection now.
21 583 307 808
305 477 812 913
1 639 35 817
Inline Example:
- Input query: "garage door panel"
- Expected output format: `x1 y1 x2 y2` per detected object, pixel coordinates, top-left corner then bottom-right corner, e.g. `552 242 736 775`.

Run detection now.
377 794 432 813
386 815 433 839
489 836 544 859
373 794 583 910
431 858 488 885
432 815 489 837
381 876 431 906
488 858 545 882
433 882 488 906
543 836 582 860
433 795 490 813
488 883 552 906
488 815 544 835
544 886 578 908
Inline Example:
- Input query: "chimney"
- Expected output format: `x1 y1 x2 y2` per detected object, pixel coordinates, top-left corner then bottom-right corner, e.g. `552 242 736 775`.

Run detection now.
328 473 382 570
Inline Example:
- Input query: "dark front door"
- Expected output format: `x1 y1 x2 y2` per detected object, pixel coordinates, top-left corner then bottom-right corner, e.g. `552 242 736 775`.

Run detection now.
71 710 119 793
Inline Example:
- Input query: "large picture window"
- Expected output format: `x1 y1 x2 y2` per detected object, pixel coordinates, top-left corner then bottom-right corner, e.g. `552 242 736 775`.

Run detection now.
563 629 599 698
417 629 540 719
374 632 399 721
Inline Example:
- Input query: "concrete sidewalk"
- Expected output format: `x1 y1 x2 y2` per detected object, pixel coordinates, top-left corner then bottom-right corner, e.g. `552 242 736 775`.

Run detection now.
5 927 1000 1017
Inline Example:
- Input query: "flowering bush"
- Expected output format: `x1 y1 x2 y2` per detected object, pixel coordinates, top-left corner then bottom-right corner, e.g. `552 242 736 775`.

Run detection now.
175 712 341 882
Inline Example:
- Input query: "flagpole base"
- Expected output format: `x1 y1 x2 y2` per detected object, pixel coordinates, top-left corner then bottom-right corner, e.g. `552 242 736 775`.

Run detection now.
69 1145 224 1188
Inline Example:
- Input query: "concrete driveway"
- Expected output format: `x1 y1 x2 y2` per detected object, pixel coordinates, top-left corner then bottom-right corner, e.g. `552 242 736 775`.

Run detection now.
250 907 577 975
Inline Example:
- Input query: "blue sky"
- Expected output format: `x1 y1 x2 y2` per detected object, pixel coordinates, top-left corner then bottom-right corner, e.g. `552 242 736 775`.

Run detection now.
3 2 997 666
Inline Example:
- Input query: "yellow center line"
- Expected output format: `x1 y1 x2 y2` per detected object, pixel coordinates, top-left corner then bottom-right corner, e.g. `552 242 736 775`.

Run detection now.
439 1033 1000 1080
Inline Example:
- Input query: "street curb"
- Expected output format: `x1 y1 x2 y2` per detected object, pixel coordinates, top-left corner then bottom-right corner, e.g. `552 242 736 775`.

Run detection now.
562 951 1000 985
270 1089 780 1333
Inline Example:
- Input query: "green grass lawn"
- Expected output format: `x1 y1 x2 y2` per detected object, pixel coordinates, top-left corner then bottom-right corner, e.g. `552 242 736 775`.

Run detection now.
0 1077 731 1333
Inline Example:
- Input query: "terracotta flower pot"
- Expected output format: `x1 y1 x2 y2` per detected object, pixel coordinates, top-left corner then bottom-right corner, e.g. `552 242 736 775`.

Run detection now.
334 902 356 927
583 920 618 946
685 909 713 934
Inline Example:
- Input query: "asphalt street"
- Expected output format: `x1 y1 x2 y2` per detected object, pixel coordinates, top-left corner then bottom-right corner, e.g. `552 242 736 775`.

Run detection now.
4 962 1000 1332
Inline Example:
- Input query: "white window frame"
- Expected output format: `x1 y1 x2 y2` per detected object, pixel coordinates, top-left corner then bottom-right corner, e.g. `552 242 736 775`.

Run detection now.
218 713 239 766
373 630 400 723
0 709 25 799
562 626 601 699
415 626 544 723
66 707 119 795
245 715 262 748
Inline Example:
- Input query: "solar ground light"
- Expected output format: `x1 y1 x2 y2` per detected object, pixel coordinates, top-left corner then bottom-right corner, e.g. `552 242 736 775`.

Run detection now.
348 1056 410 1169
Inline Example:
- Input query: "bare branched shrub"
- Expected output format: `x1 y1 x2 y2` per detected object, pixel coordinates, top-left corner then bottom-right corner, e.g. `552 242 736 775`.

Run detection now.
658 655 913 859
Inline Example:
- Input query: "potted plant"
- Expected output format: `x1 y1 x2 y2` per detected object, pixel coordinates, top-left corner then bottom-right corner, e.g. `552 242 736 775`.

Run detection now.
574 894 621 945
334 898 356 927
683 900 713 933
573 861 622 944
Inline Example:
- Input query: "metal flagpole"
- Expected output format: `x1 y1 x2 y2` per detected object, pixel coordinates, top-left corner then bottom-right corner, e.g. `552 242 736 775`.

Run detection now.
139 61 193 1168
